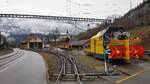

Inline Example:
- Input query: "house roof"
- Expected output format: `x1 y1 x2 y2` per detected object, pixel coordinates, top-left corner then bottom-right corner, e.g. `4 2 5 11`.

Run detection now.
91 28 108 39
22 34 42 43
69 39 89 46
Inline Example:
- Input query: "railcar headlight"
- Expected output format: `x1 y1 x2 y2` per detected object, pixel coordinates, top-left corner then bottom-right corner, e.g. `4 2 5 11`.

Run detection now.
116 50 120 54
134 50 137 53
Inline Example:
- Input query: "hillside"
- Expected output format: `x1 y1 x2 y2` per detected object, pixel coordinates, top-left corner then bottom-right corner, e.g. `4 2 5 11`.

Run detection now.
77 0 150 50
114 0 150 28
119 0 150 50
77 25 107 40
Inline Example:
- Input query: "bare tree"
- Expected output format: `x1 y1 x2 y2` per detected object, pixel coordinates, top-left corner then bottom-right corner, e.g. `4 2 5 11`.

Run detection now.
52 28 60 45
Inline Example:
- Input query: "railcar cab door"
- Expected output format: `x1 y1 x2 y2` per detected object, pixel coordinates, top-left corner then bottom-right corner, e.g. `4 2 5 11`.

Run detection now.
103 27 128 49
103 27 130 60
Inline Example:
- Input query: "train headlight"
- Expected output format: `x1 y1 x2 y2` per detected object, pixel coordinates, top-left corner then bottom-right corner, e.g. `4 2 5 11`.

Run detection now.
134 50 137 53
116 50 120 54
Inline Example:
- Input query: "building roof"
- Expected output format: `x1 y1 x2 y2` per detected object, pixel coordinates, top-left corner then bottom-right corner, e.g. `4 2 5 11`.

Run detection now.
22 34 43 43
69 39 89 46
91 28 108 39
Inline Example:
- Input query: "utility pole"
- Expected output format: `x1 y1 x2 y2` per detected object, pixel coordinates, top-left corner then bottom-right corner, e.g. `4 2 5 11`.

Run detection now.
0 31 1 45
67 0 71 17
130 0 132 9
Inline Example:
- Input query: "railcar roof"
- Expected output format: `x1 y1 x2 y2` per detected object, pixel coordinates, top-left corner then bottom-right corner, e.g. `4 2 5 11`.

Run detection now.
91 27 125 39
91 28 108 39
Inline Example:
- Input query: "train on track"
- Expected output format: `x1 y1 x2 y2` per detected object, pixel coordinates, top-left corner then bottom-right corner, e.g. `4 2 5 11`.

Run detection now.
83 27 144 60
50 26 144 61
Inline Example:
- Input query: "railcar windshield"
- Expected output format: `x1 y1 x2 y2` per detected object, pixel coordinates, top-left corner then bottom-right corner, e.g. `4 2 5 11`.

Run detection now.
104 27 129 41
113 32 129 40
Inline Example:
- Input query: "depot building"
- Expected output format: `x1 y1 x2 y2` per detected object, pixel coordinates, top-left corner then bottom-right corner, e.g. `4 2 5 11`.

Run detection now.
21 34 44 49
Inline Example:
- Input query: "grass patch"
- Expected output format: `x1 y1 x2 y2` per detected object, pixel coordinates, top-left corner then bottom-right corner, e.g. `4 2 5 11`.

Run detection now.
79 55 104 71
0 48 13 56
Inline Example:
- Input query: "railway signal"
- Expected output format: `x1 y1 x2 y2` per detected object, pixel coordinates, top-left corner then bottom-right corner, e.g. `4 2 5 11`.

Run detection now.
105 49 111 55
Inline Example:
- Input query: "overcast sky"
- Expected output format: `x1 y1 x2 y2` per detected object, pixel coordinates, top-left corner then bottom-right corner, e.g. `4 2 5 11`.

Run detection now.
0 0 143 18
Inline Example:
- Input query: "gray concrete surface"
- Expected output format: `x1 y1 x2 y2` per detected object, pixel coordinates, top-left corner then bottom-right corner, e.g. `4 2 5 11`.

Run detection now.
0 49 48 84
121 69 150 84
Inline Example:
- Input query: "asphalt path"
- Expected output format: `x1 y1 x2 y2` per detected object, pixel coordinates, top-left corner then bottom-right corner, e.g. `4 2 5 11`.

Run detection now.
0 49 48 84
116 65 150 84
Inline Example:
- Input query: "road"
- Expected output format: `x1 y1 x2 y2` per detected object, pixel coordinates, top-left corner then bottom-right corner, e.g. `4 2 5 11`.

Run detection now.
120 68 150 84
0 49 48 84
116 62 150 84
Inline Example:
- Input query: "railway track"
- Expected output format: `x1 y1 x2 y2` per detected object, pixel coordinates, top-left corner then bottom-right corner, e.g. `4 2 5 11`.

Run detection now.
30 48 150 83
55 51 82 84
0 49 24 68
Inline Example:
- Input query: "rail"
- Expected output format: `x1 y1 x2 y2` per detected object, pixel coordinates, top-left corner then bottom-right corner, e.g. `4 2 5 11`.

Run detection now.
55 56 66 84
54 50 82 84
0 49 24 67
0 49 19 60
29 48 134 83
